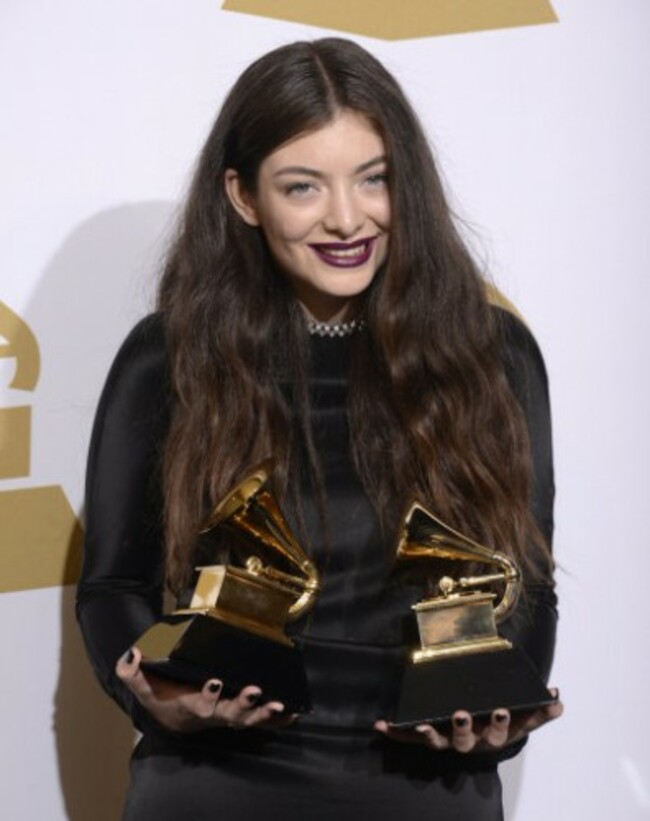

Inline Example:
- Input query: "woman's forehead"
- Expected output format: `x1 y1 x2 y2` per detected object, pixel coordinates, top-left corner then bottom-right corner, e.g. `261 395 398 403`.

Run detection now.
260 111 386 174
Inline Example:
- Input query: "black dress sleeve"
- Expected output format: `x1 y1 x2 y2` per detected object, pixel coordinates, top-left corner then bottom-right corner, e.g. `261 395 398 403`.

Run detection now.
479 308 558 763
76 314 170 729
496 308 557 683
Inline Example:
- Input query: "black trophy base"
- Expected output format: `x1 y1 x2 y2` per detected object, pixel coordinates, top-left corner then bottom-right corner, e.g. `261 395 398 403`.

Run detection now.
138 614 311 713
392 646 555 728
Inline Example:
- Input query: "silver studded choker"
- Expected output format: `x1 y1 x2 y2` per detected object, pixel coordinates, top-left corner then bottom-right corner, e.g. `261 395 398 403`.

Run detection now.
306 318 366 338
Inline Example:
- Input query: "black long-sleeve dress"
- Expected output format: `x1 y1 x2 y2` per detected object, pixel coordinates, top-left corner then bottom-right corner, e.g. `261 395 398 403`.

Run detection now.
77 309 557 821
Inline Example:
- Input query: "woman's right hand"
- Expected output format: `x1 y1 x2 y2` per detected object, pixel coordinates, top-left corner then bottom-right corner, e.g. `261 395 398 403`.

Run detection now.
115 646 293 733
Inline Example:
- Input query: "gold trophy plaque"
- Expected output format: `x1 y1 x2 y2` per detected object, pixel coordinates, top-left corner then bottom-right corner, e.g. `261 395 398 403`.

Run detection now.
137 465 319 712
392 501 555 727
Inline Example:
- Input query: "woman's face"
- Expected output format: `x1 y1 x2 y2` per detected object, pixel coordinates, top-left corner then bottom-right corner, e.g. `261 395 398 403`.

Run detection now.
226 111 390 322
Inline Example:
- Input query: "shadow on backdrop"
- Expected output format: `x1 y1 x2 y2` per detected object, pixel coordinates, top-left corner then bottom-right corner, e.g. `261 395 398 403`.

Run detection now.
23 203 176 820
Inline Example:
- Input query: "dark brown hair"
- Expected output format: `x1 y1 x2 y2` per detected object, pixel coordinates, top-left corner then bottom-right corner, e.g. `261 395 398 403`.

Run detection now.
158 38 551 593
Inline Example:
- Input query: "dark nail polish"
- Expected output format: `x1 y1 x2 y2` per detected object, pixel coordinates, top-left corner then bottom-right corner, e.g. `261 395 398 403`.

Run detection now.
126 649 134 664
454 716 468 728
247 692 262 706
208 681 222 694
495 712 508 723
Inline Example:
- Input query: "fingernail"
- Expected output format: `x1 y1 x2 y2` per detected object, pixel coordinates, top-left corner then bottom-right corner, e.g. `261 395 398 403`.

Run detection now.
495 711 508 723
453 716 468 728
269 702 285 714
246 692 262 706
551 687 560 700
415 724 429 734
208 681 222 694
125 649 134 664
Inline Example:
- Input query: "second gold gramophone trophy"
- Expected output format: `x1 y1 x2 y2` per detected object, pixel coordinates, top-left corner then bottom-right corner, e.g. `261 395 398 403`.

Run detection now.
392 501 555 727
137 464 319 712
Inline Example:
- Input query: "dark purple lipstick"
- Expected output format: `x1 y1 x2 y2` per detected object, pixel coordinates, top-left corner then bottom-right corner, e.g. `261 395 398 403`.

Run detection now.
309 237 376 268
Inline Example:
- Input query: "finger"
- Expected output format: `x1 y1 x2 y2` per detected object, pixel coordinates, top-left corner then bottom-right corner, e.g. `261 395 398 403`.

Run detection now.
374 720 417 744
193 679 223 719
115 647 154 698
374 720 439 747
374 719 440 749
538 688 563 722
450 712 478 753
241 700 286 727
414 723 451 751
234 686 264 711
214 686 264 726
265 711 297 729
482 709 511 748
505 696 564 745
200 678 223 702
519 699 564 734
115 646 139 678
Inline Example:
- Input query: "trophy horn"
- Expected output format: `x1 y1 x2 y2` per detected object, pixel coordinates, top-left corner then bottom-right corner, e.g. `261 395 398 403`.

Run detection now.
396 501 520 622
203 464 320 620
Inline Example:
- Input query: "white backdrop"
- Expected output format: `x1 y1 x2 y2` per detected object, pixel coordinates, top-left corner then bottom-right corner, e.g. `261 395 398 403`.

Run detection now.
1 1 649 818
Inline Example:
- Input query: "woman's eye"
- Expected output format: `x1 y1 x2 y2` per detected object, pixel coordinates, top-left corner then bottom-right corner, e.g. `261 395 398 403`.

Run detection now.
284 181 315 196
364 172 389 188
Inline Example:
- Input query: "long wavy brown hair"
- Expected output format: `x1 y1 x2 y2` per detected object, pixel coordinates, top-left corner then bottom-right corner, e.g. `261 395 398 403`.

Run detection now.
158 38 552 594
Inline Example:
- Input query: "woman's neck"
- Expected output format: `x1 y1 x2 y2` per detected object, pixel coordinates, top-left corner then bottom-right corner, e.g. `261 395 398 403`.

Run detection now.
298 297 362 326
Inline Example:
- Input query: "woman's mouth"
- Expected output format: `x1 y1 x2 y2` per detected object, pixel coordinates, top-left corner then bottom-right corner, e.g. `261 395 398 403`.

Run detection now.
309 237 376 268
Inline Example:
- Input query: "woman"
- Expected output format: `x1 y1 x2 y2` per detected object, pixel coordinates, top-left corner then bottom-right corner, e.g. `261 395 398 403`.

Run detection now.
77 38 561 820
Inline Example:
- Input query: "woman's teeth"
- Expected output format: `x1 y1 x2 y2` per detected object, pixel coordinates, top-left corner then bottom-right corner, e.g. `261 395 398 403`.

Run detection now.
326 245 366 258
311 239 375 266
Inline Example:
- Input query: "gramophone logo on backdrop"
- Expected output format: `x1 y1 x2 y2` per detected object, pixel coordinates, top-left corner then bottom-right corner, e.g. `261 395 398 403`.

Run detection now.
0 301 82 593
221 0 557 39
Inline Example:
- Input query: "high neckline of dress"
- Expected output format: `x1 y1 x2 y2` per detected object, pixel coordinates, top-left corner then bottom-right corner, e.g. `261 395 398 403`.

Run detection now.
308 329 355 382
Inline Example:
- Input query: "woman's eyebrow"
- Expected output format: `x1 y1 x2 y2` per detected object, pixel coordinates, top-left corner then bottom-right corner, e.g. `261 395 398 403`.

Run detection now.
272 166 324 179
272 155 387 179
356 155 387 174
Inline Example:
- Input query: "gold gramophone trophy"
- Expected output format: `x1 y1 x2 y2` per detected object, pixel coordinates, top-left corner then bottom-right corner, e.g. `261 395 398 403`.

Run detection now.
137 465 319 712
392 501 555 727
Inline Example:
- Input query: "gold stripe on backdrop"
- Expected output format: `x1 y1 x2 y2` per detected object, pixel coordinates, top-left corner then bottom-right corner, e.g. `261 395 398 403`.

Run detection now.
0 406 31 479
0 301 40 390
0 486 83 592
222 0 557 40
485 283 525 324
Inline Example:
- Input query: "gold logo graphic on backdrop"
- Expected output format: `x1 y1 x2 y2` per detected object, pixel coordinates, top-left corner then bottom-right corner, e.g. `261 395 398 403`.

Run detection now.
222 0 557 40
0 301 83 593
0 301 39 478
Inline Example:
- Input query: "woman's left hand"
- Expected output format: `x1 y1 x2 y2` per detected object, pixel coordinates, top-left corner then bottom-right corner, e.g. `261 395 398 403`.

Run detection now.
374 690 563 753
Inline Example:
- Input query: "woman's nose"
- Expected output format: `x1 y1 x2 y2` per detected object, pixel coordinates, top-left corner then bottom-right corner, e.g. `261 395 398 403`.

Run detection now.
323 188 364 237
